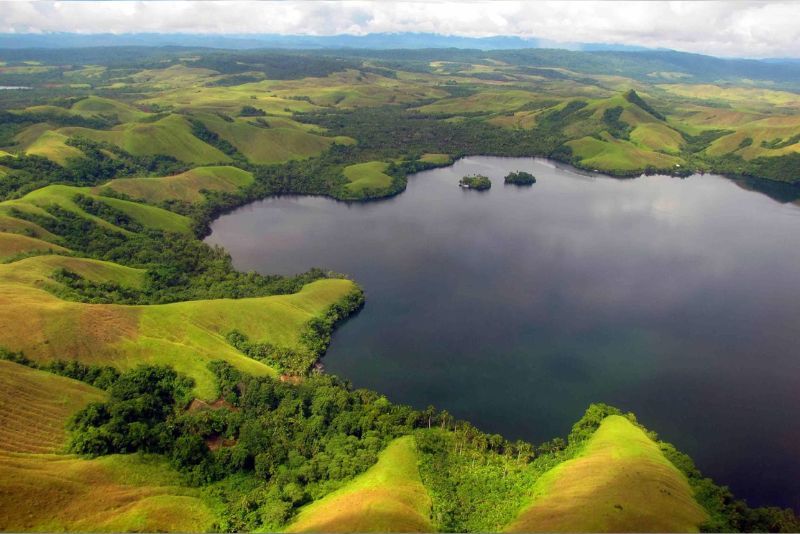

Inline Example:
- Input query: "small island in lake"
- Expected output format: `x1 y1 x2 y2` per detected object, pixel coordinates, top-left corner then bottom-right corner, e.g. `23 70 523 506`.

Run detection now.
459 174 492 190
505 171 537 185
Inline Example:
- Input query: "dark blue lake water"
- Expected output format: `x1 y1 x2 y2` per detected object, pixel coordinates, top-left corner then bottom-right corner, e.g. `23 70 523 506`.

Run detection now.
206 156 800 510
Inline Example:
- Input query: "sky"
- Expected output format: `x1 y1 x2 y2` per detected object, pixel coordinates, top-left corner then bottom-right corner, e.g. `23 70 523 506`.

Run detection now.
1 1 799 59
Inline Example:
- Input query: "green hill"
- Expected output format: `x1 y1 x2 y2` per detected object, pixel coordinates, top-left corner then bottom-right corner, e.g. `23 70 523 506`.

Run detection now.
100 165 255 204
59 114 231 165
0 232 68 260
0 184 192 235
505 415 708 532
197 112 345 164
286 436 433 533
0 359 217 532
0 262 355 398
343 161 393 194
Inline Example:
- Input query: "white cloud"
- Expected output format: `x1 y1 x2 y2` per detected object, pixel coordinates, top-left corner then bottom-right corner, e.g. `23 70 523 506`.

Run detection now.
0 1 799 58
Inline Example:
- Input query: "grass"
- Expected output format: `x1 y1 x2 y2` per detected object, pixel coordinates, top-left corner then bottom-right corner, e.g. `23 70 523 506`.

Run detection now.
488 110 540 130
0 254 145 289
343 161 393 193
0 269 356 399
70 96 147 123
197 113 342 164
419 153 452 165
286 436 433 533
0 184 193 234
658 84 800 110
59 114 231 165
505 415 708 532
100 165 255 204
0 231 68 261
24 130 85 165
414 89 543 114
0 360 217 532
0 359 105 453
567 134 684 172
140 82 324 116
0 215 60 241
0 452 217 532
629 123 684 154
704 115 800 160
264 70 447 108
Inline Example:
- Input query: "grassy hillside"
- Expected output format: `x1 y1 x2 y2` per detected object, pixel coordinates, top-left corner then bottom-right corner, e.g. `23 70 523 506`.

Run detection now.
59 114 231 165
567 134 683 172
0 267 355 398
24 130 85 165
343 161 393 193
286 436 433 533
0 231 68 260
0 254 145 289
0 359 105 453
0 184 193 234
505 415 708 532
70 96 148 123
197 112 347 164
419 153 453 165
0 360 217 532
100 165 254 204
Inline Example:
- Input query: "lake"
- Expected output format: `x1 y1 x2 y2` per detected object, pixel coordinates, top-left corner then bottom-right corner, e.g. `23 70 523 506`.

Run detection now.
206 156 800 511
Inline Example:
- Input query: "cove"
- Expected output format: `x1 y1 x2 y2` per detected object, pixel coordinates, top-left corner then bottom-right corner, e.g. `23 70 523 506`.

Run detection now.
206 156 800 511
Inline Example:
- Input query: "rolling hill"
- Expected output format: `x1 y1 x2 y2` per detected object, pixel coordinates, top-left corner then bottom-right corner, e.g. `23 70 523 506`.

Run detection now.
0 359 217 532
100 165 255 204
505 416 708 532
286 436 433 533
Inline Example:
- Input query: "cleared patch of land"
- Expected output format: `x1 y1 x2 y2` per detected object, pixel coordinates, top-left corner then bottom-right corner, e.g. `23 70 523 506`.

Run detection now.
286 436 432 533
505 415 708 532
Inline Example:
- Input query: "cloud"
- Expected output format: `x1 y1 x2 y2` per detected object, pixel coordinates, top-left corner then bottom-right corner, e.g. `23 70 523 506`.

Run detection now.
1 1 799 58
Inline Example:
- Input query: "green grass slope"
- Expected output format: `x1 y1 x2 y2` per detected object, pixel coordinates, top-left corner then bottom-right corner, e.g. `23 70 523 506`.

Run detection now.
286 436 433 533
0 184 192 234
0 359 105 454
567 134 683 172
0 231 68 261
0 267 355 399
343 161 393 193
198 113 341 164
59 114 231 164
100 165 254 204
0 254 145 290
505 415 708 532
70 96 147 123
0 360 216 532
25 130 85 165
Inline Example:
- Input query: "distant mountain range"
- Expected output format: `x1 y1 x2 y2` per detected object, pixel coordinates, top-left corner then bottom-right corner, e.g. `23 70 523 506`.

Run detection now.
0 32 658 53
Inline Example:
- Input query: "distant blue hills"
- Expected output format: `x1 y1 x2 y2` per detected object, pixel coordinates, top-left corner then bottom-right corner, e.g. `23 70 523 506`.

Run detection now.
0 32 659 53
